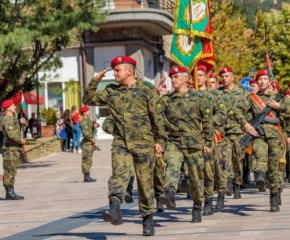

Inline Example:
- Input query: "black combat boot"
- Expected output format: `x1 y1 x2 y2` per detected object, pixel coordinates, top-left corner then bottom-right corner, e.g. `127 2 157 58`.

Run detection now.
102 197 123 225
215 193 225 209
124 191 133 204
191 203 202 223
203 197 214 216
255 170 266 191
277 190 282 206
156 197 164 212
225 178 233 196
233 184 241 199
143 214 155 236
159 187 176 210
11 187 24 200
270 192 280 212
5 186 22 200
84 173 96 182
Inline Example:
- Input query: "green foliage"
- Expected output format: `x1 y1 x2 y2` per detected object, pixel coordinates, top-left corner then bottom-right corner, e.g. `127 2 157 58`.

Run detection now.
40 107 57 125
0 0 107 101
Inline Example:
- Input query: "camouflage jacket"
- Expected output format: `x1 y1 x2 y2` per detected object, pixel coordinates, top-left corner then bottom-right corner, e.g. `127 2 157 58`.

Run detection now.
2 115 22 150
160 89 214 149
82 78 165 150
235 92 290 137
80 117 95 145
219 84 249 134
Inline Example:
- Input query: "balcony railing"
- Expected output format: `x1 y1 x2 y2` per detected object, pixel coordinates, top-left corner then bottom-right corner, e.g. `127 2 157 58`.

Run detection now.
104 0 175 15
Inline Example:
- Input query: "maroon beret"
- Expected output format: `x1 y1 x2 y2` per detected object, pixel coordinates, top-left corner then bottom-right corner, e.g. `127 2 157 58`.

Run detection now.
209 73 218 79
219 67 233 76
284 91 290 96
270 81 280 91
190 65 207 76
1 100 14 109
80 106 89 113
169 66 187 77
111 56 136 69
249 79 256 85
255 69 270 81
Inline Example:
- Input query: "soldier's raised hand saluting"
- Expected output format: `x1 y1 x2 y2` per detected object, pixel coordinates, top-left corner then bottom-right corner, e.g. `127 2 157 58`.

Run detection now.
94 67 110 82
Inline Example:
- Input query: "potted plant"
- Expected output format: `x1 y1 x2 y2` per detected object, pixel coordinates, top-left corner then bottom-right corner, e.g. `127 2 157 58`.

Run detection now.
40 107 57 137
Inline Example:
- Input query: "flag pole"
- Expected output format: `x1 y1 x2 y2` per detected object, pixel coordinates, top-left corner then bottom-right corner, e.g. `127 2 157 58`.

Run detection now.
194 65 199 91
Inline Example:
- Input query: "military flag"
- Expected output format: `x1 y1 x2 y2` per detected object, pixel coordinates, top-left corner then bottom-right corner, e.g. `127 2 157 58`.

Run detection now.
266 52 275 81
21 94 27 115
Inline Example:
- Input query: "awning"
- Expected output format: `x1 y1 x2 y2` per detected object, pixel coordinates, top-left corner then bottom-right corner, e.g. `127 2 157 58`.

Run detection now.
11 92 44 105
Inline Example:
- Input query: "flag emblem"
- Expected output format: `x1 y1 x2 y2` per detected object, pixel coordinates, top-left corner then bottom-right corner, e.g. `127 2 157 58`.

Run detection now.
184 0 207 24
176 35 195 55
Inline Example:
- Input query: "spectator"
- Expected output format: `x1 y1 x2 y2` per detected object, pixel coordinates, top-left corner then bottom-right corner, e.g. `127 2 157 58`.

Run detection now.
26 112 37 138
56 111 63 136
63 109 73 151
18 110 28 138
71 106 82 153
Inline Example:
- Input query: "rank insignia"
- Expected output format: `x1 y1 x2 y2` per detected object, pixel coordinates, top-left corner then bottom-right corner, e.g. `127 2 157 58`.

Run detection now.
205 108 211 114
118 57 122 61
219 103 224 108
229 110 234 115
157 103 162 110
175 67 178 72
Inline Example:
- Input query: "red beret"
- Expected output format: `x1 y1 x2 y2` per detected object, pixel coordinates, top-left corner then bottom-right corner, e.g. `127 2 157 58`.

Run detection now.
287 83 290 88
219 67 233 76
284 91 290 96
270 81 280 91
255 69 270 81
249 79 256 85
190 65 207 76
80 106 89 113
111 56 136 69
209 73 218 79
219 80 223 85
1 100 13 109
162 84 167 88
186 80 195 86
169 66 187 77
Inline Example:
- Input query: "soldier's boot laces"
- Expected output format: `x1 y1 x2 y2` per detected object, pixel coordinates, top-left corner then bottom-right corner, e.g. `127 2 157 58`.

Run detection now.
203 198 214 216
159 187 176 210
102 197 123 225
233 184 241 199
277 190 282 206
225 178 233 196
143 214 155 236
191 203 202 223
156 197 164 212
84 173 96 182
255 170 266 192
5 186 22 200
124 191 133 204
215 193 225 209
270 192 280 212
11 186 24 200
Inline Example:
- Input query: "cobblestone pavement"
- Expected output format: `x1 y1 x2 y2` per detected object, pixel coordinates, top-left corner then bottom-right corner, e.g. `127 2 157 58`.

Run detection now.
0 150 290 240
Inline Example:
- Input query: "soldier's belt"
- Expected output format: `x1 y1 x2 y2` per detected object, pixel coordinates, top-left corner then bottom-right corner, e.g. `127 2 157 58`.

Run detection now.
168 131 199 137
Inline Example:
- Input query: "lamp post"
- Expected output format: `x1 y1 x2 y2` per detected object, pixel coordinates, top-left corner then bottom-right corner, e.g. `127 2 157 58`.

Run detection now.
36 74 41 138
249 67 256 79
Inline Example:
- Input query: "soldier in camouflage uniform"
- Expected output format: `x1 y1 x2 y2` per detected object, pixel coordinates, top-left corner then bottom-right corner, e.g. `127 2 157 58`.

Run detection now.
234 70 290 212
79 106 99 182
1 100 25 200
83 56 165 236
218 67 249 199
192 67 227 214
156 66 214 223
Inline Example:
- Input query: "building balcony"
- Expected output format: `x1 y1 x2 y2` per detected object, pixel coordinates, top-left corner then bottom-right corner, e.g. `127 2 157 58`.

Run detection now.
99 0 175 36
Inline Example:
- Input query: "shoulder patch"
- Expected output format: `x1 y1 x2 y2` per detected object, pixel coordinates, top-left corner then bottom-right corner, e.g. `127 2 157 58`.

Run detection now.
143 81 154 89
106 83 119 88
193 91 203 97
210 90 219 95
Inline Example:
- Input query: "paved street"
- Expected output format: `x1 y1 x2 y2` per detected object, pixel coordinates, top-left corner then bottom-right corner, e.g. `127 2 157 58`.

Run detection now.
1 150 290 240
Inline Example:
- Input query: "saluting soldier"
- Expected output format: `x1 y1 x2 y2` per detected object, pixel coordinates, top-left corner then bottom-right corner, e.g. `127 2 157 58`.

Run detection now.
79 106 99 182
156 66 214 223
1 100 25 200
191 66 227 213
218 67 249 199
82 56 165 236
234 70 290 212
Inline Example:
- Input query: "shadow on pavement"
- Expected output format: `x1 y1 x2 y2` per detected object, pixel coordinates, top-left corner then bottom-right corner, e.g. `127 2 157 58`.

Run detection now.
35 232 130 240
18 162 55 169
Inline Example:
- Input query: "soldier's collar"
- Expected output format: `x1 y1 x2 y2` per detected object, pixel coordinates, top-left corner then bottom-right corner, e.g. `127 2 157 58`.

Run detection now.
172 90 190 98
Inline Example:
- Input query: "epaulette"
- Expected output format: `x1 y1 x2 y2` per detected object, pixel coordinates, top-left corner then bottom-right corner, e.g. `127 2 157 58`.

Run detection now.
193 91 203 97
210 90 219 95
106 83 119 88
143 81 154 89
238 85 247 91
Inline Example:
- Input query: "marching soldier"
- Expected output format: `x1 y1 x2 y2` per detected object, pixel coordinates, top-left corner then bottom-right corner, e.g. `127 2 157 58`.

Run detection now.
209 73 219 90
192 66 228 213
1 100 25 200
83 56 165 236
235 70 290 212
218 67 249 199
79 106 99 182
250 79 259 94
157 66 214 223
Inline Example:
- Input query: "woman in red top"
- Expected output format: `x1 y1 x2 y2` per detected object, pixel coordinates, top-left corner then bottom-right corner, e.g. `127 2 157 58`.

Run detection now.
71 106 82 153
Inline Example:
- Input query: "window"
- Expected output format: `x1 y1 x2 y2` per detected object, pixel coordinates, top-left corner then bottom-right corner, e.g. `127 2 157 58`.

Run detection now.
47 83 63 112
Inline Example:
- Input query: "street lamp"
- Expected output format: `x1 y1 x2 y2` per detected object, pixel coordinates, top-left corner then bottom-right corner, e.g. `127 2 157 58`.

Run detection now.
249 68 256 78
36 74 41 138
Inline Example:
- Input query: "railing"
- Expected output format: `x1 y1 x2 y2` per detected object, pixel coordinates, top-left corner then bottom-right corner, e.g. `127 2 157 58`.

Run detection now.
104 0 175 15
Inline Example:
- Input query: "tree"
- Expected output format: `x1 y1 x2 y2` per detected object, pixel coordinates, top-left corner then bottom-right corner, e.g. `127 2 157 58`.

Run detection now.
0 0 106 101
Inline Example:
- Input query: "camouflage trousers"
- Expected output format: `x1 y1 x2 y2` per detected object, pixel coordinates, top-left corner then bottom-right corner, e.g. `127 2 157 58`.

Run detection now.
81 144 93 173
108 146 155 217
164 141 204 204
252 133 285 192
216 137 234 180
204 146 226 198
227 134 245 186
2 149 21 188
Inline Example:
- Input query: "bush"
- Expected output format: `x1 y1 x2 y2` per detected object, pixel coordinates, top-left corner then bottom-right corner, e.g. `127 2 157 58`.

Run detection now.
40 107 57 125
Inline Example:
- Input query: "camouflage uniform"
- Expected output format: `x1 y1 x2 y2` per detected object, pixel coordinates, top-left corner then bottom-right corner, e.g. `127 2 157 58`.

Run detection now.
80 117 95 173
219 85 249 186
83 78 165 217
161 89 214 204
2 115 22 188
200 89 227 197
